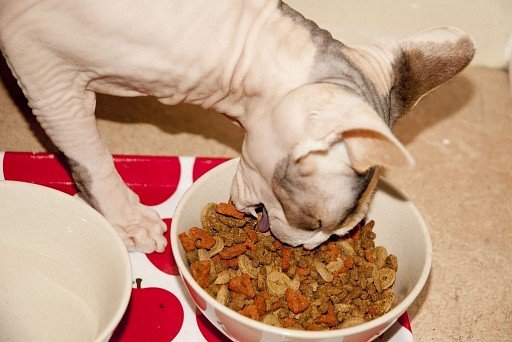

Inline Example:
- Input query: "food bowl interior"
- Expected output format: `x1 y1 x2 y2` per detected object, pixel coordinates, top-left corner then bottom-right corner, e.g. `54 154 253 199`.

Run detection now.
0 181 131 342
172 158 431 340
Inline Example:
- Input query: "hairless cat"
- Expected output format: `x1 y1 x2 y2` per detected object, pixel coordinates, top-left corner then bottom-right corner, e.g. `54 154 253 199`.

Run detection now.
0 0 474 252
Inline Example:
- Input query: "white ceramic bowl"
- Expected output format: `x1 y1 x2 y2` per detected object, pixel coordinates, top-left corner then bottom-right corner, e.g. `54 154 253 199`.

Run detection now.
0 181 132 342
171 158 432 342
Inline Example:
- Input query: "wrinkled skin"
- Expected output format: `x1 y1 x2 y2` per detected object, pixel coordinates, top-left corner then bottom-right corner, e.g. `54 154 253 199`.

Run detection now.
0 0 474 252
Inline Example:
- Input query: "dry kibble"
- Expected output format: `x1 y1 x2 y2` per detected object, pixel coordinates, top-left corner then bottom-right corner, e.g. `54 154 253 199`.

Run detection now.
266 271 292 297
216 285 229 305
238 254 259 279
376 268 396 290
285 288 310 314
180 206 398 331
216 202 245 219
238 304 259 320
219 243 247 260
229 274 256 298
262 313 282 327
208 236 225 257
314 262 334 283
190 260 211 288
189 227 216 249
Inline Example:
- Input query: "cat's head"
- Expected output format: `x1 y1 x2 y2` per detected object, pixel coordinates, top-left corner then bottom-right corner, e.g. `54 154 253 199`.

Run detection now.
232 27 475 249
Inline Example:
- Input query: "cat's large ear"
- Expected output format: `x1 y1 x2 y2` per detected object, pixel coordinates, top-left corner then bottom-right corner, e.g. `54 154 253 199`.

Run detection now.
391 27 475 114
274 83 414 173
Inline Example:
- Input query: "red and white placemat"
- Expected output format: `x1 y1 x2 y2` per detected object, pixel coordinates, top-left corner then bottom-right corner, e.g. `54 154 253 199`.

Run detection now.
0 152 413 342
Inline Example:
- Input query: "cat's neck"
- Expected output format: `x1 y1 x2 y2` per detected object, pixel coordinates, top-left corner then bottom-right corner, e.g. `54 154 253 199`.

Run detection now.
201 1 393 128
201 0 319 125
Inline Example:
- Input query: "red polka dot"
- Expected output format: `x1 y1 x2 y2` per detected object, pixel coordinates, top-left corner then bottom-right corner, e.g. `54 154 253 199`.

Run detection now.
111 284 184 342
2 153 181 205
3 152 78 195
192 158 229 182
398 311 412 332
114 155 181 206
146 219 180 276
196 309 229 342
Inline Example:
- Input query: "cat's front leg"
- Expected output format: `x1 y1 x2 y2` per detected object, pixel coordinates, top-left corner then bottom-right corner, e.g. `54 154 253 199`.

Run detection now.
46 100 168 253
4 48 167 253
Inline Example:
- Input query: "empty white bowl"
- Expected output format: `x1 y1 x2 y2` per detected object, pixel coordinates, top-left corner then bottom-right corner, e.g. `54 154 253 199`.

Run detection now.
0 181 132 342
171 158 432 341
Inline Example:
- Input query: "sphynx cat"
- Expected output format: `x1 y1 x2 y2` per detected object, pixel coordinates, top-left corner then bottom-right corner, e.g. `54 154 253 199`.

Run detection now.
0 0 474 252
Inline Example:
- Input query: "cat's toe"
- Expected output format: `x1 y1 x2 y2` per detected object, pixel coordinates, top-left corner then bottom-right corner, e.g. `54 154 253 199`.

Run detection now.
119 217 167 253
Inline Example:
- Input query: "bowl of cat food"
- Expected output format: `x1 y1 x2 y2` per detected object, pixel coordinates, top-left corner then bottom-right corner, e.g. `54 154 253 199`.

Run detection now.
171 158 431 342
0 181 132 342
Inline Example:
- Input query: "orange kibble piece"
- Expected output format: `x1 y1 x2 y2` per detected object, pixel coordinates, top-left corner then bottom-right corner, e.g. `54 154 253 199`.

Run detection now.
273 240 283 250
315 303 337 327
238 304 259 320
216 203 245 219
325 243 342 261
283 317 296 328
298 267 310 276
219 243 247 259
344 258 355 269
306 323 324 331
245 237 255 251
178 232 196 252
282 247 292 272
254 291 269 316
228 274 255 298
285 288 310 314
244 228 258 243
190 260 211 288
188 227 216 249
221 258 239 268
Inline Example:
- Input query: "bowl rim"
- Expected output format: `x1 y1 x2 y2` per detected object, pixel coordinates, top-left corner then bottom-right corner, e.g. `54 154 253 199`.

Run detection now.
0 180 132 342
171 158 432 338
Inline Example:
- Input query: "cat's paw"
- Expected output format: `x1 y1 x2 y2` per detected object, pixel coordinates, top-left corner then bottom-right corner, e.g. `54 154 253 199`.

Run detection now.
113 204 167 253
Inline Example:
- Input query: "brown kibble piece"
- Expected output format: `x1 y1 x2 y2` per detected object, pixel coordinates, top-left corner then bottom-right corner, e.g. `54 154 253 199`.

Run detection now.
282 247 292 272
179 232 196 252
285 288 310 314
344 258 355 269
229 274 256 298
219 243 247 259
188 227 216 249
238 304 259 320
190 260 211 288
216 203 245 219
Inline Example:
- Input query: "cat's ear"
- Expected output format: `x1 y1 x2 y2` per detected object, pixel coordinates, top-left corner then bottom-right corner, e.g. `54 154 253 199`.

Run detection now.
281 84 414 173
391 27 475 112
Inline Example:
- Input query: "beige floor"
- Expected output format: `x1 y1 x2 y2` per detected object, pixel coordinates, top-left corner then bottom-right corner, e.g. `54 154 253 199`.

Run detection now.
1 64 511 340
